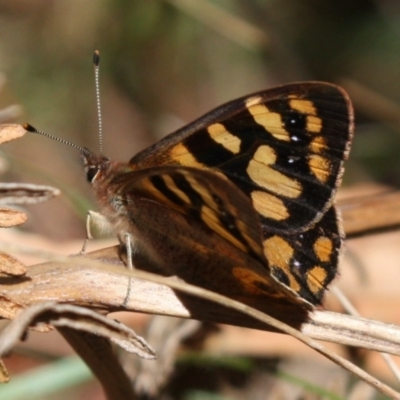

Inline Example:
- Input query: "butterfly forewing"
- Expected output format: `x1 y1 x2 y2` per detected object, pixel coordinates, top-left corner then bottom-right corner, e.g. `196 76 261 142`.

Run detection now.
130 82 353 233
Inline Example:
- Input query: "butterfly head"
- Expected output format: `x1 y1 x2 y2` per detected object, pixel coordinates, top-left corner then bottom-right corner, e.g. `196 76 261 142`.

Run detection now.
81 147 110 183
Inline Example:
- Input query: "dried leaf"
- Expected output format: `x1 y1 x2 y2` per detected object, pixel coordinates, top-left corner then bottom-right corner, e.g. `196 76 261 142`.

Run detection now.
0 183 60 205
0 302 156 360
0 246 399 397
59 328 138 399
2 245 400 356
0 295 25 321
0 251 26 276
0 359 9 383
0 208 27 227
133 317 201 396
0 124 26 145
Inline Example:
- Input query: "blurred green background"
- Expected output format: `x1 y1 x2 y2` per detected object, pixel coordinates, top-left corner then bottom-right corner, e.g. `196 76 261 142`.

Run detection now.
0 0 400 240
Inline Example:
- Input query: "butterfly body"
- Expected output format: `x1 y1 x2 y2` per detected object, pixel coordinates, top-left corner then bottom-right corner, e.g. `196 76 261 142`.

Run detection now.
81 82 353 327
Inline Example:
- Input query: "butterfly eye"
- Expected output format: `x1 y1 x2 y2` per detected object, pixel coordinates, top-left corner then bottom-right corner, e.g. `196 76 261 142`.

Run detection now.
86 166 99 182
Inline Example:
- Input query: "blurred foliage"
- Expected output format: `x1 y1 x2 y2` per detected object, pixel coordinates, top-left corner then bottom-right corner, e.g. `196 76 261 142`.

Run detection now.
0 0 399 233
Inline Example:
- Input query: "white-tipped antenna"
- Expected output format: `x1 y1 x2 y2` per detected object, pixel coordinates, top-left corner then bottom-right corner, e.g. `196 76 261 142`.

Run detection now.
23 123 88 154
93 50 103 156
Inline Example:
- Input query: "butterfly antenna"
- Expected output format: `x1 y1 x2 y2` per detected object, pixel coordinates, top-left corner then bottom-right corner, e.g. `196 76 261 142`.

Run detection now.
23 123 87 153
93 50 103 156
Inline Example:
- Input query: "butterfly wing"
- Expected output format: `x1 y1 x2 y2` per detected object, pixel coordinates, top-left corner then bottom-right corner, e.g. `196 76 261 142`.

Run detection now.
108 165 267 264
105 164 340 306
130 82 353 234
262 206 342 304
89 82 352 307
101 165 313 321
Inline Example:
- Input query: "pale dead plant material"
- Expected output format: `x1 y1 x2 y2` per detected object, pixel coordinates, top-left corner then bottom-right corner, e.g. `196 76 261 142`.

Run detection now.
0 245 400 398
0 182 59 275
0 302 155 360
0 208 27 228
0 183 60 205
0 124 25 145
0 124 60 277
0 301 156 399
339 185 400 236
1 243 400 356
132 317 201 396
0 251 26 276
59 328 139 399
0 359 8 383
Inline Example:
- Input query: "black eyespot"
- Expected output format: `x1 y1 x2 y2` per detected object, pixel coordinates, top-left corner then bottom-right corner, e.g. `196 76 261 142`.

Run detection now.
86 166 99 182
283 112 306 130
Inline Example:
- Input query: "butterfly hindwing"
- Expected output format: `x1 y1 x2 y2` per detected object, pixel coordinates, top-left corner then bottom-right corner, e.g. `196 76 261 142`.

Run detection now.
109 165 267 264
262 206 342 304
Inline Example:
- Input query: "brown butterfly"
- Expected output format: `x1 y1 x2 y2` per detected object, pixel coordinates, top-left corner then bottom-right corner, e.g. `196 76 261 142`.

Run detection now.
26 77 353 329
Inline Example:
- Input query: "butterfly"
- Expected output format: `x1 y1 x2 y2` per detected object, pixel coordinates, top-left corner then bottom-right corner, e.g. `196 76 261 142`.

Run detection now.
26 81 353 329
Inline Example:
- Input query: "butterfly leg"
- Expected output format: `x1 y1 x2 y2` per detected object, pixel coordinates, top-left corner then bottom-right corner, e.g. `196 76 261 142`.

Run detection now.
118 232 134 306
79 210 111 254
123 232 134 270
79 211 94 254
